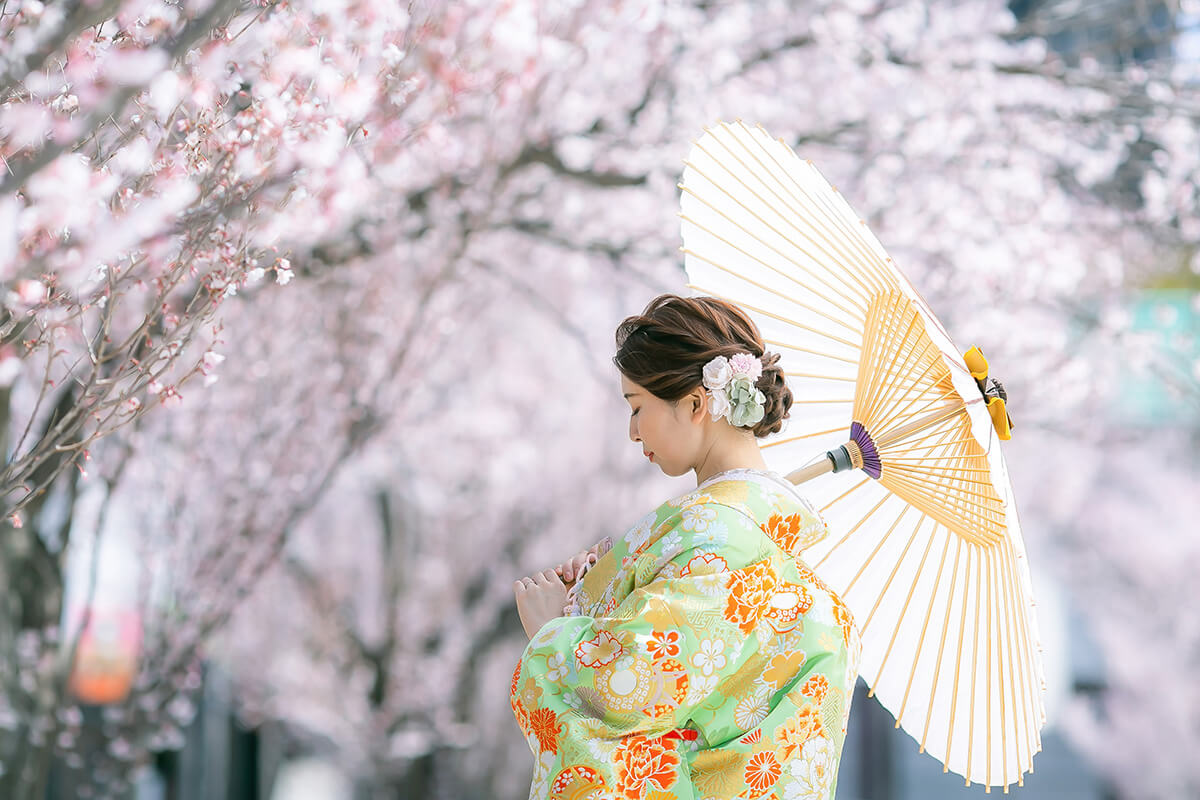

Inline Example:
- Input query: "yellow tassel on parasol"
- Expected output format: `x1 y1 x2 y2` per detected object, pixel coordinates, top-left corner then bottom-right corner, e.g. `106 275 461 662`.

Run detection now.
679 120 1044 791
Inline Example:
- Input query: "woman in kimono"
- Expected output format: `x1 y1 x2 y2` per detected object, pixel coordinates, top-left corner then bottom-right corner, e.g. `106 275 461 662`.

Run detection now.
511 294 861 800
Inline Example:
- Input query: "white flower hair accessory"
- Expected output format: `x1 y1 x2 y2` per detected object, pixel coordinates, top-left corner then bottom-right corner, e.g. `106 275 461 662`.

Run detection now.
702 352 766 428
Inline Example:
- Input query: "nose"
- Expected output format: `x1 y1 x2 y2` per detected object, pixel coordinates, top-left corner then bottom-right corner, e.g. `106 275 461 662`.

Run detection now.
628 416 640 443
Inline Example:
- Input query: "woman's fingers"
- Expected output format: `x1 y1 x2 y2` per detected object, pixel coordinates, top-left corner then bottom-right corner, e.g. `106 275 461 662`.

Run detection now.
514 575 539 594
568 553 595 579
548 544 603 585
559 549 592 581
556 559 571 579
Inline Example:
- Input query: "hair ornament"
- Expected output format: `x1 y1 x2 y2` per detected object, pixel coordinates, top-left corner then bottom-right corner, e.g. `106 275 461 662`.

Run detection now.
702 352 766 428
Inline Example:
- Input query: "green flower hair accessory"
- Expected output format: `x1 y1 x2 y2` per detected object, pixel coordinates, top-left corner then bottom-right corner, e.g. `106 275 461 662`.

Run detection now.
701 352 766 428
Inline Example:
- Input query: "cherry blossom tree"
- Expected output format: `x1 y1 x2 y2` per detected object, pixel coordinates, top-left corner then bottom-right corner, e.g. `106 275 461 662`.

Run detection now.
0 0 543 794
1 0 1197 797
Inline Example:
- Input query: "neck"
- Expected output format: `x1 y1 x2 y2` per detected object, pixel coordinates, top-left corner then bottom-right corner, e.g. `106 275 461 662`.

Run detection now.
693 433 769 486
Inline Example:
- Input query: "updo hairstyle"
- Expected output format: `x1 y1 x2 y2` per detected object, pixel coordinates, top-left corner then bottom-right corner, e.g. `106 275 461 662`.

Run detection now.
613 294 792 438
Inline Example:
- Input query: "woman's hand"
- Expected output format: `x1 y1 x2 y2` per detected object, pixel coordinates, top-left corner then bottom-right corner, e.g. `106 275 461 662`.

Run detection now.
554 546 599 586
514 569 568 639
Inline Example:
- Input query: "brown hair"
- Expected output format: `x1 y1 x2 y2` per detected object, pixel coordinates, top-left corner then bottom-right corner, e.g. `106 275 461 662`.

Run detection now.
613 294 792 438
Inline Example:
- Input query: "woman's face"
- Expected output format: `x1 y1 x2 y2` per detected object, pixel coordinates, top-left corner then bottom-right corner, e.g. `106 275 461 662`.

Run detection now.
620 373 704 477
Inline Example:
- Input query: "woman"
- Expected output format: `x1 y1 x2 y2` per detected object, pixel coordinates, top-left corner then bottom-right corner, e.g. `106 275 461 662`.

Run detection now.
511 294 860 800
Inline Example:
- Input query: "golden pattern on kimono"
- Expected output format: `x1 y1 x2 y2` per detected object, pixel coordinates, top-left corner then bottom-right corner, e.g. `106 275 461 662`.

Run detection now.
820 686 849 741
517 676 543 714
573 688 634 726
640 791 676 800
594 655 655 713
549 764 608 800
762 650 807 689
633 596 677 630
720 649 771 703
634 553 667 586
690 747 752 796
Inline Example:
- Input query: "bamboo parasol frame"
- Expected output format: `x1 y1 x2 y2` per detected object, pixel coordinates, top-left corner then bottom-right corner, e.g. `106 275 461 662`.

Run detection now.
679 119 1044 792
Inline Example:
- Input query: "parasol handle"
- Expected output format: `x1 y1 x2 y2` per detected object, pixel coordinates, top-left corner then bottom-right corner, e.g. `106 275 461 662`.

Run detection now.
785 401 971 487
785 438 865 485
784 456 834 485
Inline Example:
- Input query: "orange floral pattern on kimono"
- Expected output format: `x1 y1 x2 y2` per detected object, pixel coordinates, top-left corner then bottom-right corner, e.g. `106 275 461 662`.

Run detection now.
512 469 861 800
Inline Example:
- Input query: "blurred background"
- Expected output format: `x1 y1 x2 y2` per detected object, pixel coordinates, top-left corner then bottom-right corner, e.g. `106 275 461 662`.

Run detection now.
0 0 1197 798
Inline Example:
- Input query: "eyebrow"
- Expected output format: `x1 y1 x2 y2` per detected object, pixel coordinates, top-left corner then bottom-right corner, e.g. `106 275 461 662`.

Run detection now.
622 392 639 399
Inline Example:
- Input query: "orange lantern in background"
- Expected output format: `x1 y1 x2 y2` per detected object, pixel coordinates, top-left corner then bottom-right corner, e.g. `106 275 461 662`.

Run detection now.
68 607 142 705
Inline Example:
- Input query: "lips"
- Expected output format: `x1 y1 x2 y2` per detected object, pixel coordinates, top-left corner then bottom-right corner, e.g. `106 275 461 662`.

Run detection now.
646 451 654 462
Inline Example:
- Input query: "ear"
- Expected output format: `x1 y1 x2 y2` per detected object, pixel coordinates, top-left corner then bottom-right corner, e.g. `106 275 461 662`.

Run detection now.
687 386 708 424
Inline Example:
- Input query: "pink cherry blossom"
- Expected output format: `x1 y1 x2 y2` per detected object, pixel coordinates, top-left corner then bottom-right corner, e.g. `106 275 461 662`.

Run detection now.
729 352 763 382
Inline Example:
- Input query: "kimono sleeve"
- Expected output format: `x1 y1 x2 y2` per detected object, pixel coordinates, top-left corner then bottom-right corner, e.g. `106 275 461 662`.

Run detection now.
510 502 762 746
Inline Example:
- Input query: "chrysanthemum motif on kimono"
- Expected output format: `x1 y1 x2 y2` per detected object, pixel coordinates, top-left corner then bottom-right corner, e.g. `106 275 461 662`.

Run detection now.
528 707 563 754
512 470 860 800
733 686 772 729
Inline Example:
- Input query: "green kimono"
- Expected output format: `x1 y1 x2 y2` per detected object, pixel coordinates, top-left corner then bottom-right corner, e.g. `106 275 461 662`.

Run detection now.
511 468 861 800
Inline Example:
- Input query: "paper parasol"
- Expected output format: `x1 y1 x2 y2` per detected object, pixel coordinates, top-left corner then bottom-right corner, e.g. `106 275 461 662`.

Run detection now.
678 120 1044 791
